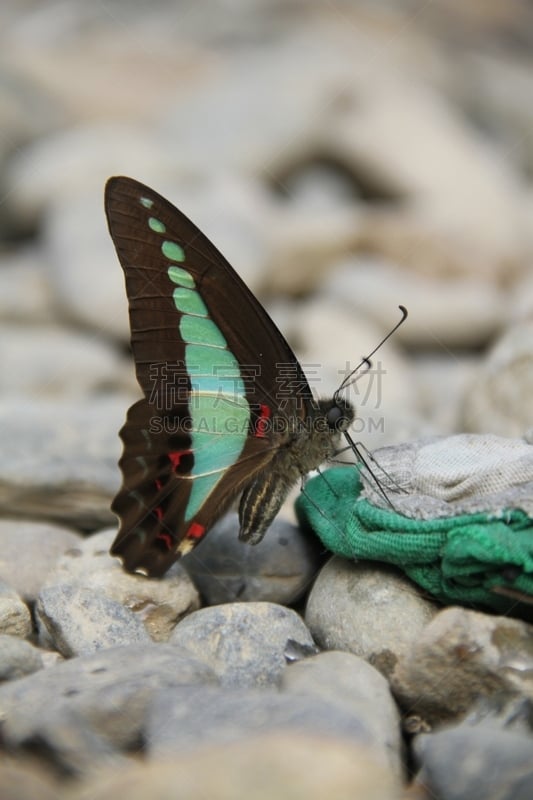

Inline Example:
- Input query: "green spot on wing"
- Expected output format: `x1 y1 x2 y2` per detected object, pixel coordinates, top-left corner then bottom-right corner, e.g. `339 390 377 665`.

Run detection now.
168 266 195 289
172 287 208 317
140 197 153 209
180 315 226 348
148 217 166 233
162 240 185 262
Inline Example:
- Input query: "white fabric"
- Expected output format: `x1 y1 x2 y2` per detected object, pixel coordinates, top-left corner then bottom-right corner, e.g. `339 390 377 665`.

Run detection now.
360 434 533 519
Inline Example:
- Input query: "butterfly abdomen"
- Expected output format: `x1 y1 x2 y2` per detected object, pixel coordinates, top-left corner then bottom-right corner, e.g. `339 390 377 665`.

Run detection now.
238 398 354 544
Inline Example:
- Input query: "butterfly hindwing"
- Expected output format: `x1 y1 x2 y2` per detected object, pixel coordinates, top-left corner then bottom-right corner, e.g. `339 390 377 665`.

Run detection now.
110 399 276 575
105 176 314 575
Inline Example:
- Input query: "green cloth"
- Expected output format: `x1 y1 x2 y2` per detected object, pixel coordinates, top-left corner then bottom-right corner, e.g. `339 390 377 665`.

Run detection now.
296 466 533 613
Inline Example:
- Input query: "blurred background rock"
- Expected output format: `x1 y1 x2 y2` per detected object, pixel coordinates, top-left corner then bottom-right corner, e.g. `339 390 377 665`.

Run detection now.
1 0 532 528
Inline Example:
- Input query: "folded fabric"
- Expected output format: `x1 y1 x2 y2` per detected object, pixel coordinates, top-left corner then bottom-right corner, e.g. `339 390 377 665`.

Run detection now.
296 435 533 614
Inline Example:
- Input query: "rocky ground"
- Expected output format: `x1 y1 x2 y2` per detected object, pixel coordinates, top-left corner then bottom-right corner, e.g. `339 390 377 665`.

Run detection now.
0 1 532 798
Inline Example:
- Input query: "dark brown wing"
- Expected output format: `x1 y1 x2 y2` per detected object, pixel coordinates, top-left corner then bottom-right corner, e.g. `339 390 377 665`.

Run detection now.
105 176 313 413
105 176 313 575
110 399 275 576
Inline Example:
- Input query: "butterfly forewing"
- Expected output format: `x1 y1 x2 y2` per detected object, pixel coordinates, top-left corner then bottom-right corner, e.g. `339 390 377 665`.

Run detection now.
105 176 315 575
105 177 312 408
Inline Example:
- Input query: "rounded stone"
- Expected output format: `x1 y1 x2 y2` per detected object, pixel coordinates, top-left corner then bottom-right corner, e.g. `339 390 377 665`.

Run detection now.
0 324 133 398
305 557 437 677
43 528 200 643
0 520 82 602
146 685 375 758
71 733 399 800
281 650 403 779
326 257 507 349
391 606 533 727
0 249 54 323
0 635 43 681
45 191 130 340
461 321 533 437
0 760 60 800
182 512 324 605
414 723 533 800
0 643 218 761
0 580 32 639
35 584 151 656
0 396 127 531
169 602 315 687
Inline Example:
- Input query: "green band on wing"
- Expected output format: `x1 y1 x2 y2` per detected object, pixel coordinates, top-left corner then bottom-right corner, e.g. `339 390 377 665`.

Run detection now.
184 341 250 522
140 197 154 209
185 344 246 395
189 393 249 434
162 240 185 262
172 287 208 317
184 392 250 521
162 243 251 522
168 266 195 289
180 315 227 348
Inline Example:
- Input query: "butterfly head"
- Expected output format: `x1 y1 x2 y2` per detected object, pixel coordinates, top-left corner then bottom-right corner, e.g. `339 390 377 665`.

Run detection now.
318 395 355 434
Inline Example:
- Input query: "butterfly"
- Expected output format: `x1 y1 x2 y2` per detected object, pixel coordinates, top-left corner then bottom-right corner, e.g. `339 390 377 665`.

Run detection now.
105 176 355 576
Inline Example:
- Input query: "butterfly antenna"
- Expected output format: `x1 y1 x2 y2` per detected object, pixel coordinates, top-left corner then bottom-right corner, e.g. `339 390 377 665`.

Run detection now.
334 305 408 403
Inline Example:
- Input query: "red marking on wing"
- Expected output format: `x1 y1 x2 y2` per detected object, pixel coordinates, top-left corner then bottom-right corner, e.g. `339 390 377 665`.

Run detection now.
186 522 206 540
154 506 164 522
168 450 192 471
255 403 271 438
156 531 173 550
155 478 163 491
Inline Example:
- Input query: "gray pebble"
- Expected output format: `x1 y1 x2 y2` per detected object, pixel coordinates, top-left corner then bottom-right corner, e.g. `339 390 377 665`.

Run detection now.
305 557 437 677
45 191 130 340
0 324 133 398
182 512 323 605
45 528 200 642
70 732 399 800
11 705 131 778
0 249 54 323
0 519 82 602
0 634 43 681
281 650 403 779
146 685 371 759
0 643 217 754
0 396 126 530
0 579 32 638
169 602 315 687
327 257 506 349
413 722 533 800
35 584 151 656
391 606 533 727
462 320 533 438
0 759 60 800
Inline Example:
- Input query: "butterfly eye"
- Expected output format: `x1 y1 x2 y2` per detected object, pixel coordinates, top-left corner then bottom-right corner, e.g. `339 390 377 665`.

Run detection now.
326 405 344 430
